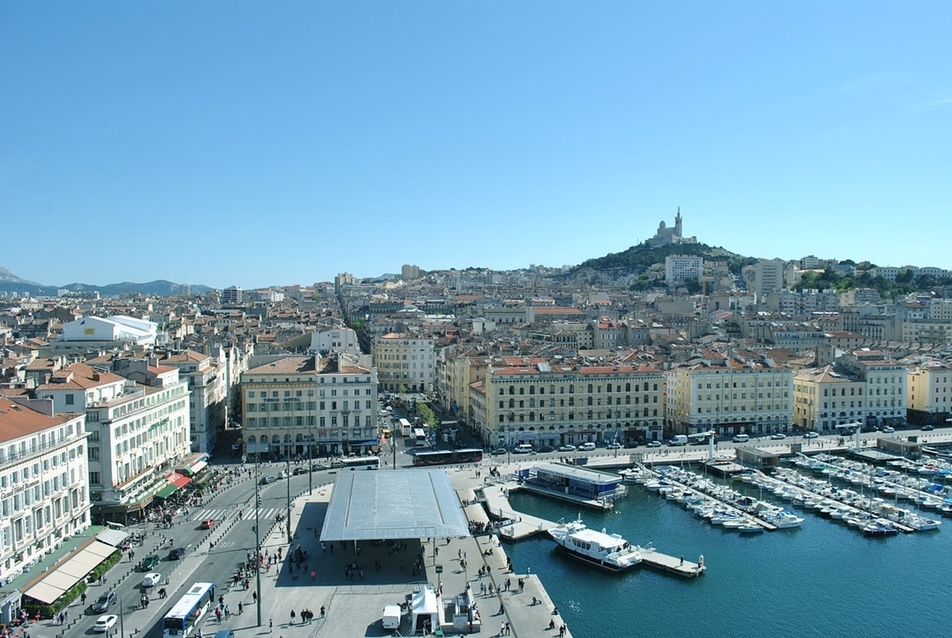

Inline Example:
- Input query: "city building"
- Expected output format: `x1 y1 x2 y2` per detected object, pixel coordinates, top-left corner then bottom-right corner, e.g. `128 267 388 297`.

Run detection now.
839 349 908 427
373 333 435 393
793 365 867 432
241 353 378 458
222 286 243 305
36 362 191 523
665 351 794 438
906 363 952 425
0 396 91 586
665 255 704 287
159 350 228 453
309 324 360 356
754 259 786 302
646 208 697 248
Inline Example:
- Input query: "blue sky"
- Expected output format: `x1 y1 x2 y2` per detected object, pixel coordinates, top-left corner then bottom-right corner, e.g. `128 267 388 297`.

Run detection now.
2 1 949 289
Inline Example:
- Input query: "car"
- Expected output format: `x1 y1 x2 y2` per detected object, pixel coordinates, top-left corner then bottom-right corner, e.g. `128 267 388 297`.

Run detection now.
732 434 750 443
141 572 162 588
200 519 215 530
537 445 555 453
311 463 328 471
882 426 895 433
168 547 186 561
624 440 640 448
606 442 621 449
558 444 576 452
93 615 119 633
922 425 935 431
138 554 161 571
260 475 276 485
804 431 819 439
579 442 597 451
646 440 662 448
490 448 507 456
770 433 787 440
513 444 535 454
278 470 288 479
91 591 116 613
293 466 308 475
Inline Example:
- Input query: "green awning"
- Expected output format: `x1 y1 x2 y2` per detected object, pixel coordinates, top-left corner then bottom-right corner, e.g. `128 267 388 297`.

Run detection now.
180 467 195 477
154 483 179 499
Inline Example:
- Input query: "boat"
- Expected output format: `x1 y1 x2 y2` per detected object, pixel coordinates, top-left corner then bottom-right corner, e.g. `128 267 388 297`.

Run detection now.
862 519 899 536
548 519 643 572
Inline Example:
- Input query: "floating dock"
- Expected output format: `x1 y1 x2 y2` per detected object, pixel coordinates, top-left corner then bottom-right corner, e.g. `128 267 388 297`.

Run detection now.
638 544 706 578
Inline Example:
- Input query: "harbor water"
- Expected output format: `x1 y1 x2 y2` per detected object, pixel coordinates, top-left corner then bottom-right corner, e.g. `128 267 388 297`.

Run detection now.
504 472 947 637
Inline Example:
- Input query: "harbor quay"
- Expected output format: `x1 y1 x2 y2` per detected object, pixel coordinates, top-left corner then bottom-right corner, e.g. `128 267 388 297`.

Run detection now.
191 469 574 638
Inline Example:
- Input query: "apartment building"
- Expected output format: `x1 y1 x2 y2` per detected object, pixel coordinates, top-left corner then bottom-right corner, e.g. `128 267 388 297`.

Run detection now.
665 352 794 438
373 333 435 393
36 362 191 523
793 365 867 432
0 397 90 585
309 324 360 356
159 350 228 453
241 354 378 458
839 349 908 427
754 259 786 302
664 255 703 286
907 363 952 425
469 358 665 448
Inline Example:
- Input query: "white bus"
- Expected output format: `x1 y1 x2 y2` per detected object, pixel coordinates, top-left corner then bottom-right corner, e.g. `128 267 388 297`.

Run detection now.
163 582 215 637
398 418 413 437
338 456 380 470
413 428 428 447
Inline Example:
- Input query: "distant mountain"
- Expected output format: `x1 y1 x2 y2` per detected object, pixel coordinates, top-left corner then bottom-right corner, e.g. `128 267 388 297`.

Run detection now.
0 267 214 297
570 241 756 276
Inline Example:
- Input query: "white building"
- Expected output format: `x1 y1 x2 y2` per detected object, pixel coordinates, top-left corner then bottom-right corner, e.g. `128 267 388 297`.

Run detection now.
36 362 190 523
907 363 952 425
0 396 91 585
754 259 786 302
309 324 361 357
665 255 704 286
160 350 228 453
373 333 435 393
839 350 908 427
60 315 158 345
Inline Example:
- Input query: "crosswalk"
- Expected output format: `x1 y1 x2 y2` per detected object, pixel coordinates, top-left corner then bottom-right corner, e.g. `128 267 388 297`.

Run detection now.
194 507 285 522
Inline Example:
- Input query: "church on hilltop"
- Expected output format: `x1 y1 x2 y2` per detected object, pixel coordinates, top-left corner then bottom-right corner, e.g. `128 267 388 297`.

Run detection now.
645 208 698 248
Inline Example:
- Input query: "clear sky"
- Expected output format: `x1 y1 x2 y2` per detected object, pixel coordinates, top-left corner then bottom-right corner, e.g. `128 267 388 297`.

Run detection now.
2 1 949 289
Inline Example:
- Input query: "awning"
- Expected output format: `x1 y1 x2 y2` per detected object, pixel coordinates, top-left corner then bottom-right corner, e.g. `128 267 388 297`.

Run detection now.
166 472 191 488
154 483 179 499
23 540 120 605
179 460 208 477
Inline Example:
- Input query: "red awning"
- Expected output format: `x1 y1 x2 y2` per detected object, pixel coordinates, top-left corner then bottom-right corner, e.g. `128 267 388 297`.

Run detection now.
166 472 191 488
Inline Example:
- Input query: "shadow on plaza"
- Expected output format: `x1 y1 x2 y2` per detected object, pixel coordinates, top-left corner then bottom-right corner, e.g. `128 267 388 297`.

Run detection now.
272 501 431 589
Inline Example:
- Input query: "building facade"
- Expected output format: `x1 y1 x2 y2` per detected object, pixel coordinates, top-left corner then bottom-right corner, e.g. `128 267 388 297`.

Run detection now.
0 397 90 586
906 363 952 425
373 333 435 393
241 354 378 458
160 350 228 454
665 255 704 287
793 365 867 432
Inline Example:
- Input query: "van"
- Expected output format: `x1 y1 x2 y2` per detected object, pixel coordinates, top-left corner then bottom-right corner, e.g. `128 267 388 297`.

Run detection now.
382 605 401 630
513 444 535 454
732 434 750 443
579 442 596 451
669 435 688 446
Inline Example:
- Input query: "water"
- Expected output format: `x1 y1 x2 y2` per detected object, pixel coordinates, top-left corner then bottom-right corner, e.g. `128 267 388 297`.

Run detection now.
504 473 947 637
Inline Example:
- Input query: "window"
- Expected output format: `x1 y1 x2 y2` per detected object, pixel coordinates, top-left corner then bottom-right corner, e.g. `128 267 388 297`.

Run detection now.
65 394 74 406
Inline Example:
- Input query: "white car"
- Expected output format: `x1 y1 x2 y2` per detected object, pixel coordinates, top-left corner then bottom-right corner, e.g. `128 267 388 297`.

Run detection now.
770 433 786 440
141 572 162 588
94 615 119 633
558 444 576 452
606 442 621 449
579 442 597 451
804 431 819 439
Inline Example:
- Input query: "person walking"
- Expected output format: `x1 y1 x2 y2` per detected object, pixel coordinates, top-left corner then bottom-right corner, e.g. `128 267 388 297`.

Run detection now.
269 618 273 633
238 602 243 616
290 609 296 624
320 605 326 619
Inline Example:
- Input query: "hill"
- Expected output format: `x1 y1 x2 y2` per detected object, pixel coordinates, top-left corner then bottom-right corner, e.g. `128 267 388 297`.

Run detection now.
0 267 214 297
570 241 756 276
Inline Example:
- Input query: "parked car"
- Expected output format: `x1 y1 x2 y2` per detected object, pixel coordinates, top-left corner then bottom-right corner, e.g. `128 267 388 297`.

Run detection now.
91 591 116 613
260 475 276 485
141 572 162 588
558 444 576 452
200 519 215 530
94 615 119 633
138 554 161 571
538 445 555 453
311 463 329 471
732 434 750 443
922 425 935 431
882 426 895 433
513 444 535 454
579 442 597 451
293 467 308 475
770 433 787 440
804 431 820 439
490 448 507 456
646 440 662 448
606 442 621 449
168 547 186 561
624 440 640 448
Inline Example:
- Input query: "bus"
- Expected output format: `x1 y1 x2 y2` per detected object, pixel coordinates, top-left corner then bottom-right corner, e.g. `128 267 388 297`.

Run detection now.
687 430 715 445
413 428 428 447
162 582 215 637
336 456 380 470
398 418 412 437
412 448 483 467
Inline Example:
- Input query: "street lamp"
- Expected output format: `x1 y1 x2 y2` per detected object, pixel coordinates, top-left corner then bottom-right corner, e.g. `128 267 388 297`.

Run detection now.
254 461 263 627
308 401 314 496
507 411 515 466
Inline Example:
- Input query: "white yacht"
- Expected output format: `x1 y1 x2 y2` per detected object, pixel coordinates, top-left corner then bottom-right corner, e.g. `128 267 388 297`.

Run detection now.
548 519 643 573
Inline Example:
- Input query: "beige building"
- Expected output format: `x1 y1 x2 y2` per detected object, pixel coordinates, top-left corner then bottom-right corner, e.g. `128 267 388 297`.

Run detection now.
665 352 794 437
907 363 952 425
469 358 665 448
793 365 867 432
242 354 378 458
373 333 435 393
840 349 908 427
160 350 228 454
0 397 91 585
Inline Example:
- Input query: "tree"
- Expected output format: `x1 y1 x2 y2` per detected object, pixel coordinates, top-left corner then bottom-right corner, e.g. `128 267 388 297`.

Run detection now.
684 278 702 295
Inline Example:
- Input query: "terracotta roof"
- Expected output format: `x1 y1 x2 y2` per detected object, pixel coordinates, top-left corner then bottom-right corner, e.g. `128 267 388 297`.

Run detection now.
0 398 75 442
36 362 125 391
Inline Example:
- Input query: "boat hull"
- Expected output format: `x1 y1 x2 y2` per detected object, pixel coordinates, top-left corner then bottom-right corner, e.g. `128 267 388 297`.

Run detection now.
553 544 639 573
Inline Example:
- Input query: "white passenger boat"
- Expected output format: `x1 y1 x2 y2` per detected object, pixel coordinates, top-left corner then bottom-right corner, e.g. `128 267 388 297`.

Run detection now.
548 519 643 572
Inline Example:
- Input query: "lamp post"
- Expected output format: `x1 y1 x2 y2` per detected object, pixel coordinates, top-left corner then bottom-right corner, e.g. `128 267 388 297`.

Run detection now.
507 411 515 466
117 594 125 638
254 461 262 627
